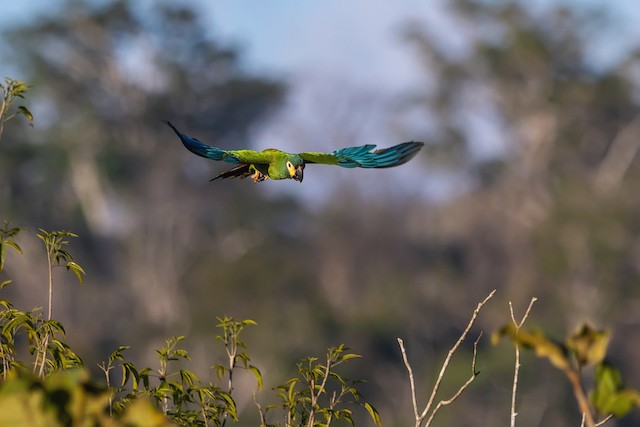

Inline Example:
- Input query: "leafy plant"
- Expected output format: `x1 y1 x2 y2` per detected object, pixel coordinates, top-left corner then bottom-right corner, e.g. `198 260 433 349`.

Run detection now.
98 345 131 416
7 218 638 426
1 226 82 381
33 229 85 378
100 318 263 427
0 368 174 427
264 344 381 427
0 77 33 142
493 322 640 426
0 220 24 277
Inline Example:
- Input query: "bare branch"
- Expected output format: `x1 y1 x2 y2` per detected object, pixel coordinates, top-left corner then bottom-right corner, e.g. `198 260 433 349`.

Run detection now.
509 297 537 427
398 338 420 421
595 414 613 426
509 297 537 328
399 289 496 427
424 332 483 427
253 392 267 427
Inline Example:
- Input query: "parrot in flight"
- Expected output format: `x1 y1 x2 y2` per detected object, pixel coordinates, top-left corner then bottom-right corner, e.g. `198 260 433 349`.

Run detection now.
164 121 424 183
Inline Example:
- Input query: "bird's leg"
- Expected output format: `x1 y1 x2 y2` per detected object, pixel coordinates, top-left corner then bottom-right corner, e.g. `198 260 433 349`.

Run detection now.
250 169 268 183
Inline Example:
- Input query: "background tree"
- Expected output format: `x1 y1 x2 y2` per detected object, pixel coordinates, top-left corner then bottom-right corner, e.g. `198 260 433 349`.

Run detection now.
1 0 640 426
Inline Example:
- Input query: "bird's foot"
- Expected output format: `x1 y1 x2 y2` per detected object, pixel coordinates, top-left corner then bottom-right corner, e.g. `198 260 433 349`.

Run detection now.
250 170 268 183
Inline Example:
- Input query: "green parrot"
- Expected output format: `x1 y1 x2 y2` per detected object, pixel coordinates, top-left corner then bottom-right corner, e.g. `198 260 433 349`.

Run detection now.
164 121 424 183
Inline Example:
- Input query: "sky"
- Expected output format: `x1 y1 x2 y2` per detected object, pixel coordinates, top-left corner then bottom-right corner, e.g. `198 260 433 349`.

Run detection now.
1 0 639 202
1 0 638 102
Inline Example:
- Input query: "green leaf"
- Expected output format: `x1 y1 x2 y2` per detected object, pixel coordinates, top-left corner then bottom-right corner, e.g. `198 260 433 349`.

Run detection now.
0 222 25 272
248 364 263 390
492 323 570 370
5 241 22 254
341 353 362 361
179 369 199 387
17 106 33 126
0 280 11 289
566 324 610 367
108 345 129 363
140 368 151 390
122 362 140 389
364 402 383 426
66 261 86 284
591 362 640 418
219 391 237 420
213 364 226 381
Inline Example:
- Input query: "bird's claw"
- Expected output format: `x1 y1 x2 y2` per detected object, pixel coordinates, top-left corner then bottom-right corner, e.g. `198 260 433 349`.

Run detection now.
250 170 268 183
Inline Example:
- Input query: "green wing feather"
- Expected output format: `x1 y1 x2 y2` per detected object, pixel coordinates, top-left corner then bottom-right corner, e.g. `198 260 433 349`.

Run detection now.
299 141 424 169
224 149 277 165
165 121 277 165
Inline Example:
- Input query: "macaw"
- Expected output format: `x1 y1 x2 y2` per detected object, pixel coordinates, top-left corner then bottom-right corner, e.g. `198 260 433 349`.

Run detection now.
164 121 423 183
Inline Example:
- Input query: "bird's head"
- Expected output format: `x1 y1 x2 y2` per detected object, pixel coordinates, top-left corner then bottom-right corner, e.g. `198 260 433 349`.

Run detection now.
285 156 305 183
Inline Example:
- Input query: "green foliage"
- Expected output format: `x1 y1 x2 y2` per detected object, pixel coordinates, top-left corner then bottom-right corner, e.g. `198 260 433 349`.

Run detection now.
3 218 640 425
265 344 382 427
492 323 570 370
566 324 610 367
0 217 381 426
214 316 262 390
493 322 640 421
97 311 381 427
99 319 262 426
0 77 33 142
0 224 85 380
32 229 85 378
0 220 24 275
0 368 175 427
591 362 640 418
36 229 86 285
0 301 83 380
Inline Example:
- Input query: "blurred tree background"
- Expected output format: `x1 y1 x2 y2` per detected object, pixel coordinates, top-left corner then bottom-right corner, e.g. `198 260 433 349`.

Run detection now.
1 0 640 425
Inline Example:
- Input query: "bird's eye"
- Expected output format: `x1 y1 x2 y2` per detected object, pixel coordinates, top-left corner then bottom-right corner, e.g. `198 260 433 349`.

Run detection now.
286 161 293 169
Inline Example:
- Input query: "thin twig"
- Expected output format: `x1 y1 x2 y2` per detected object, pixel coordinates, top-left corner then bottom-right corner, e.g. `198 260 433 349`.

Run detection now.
398 338 419 421
595 414 613 426
581 410 612 427
424 332 483 427
421 290 495 421
221 334 236 427
399 289 496 427
509 297 537 427
253 391 267 427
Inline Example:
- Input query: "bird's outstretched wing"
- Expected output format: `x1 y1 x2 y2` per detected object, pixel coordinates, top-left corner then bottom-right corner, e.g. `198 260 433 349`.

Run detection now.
164 120 240 163
164 121 275 165
299 141 424 169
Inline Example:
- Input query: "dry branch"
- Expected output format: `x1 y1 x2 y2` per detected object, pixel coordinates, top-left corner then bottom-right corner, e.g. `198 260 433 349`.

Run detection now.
398 289 496 427
509 297 537 427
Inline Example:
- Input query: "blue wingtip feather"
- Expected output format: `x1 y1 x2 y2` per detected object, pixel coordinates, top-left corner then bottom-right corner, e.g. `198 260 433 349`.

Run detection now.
163 120 228 161
333 141 424 169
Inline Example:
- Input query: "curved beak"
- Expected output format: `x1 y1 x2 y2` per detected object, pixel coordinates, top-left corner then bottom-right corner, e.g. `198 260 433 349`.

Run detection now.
293 165 304 183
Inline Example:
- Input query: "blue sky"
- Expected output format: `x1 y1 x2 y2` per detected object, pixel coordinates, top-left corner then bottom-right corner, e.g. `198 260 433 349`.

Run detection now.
208 0 639 78
4 1 636 86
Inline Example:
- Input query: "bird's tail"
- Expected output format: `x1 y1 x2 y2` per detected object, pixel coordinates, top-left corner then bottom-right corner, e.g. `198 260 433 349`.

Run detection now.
163 120 228 161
